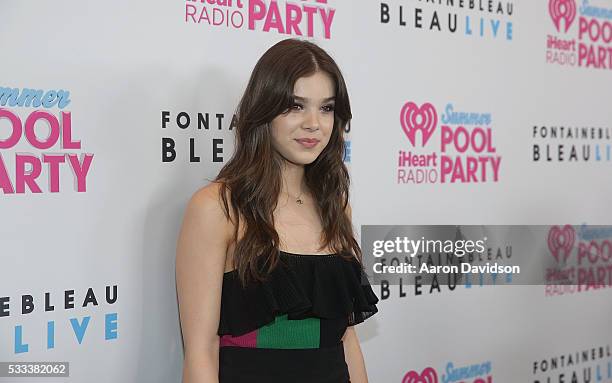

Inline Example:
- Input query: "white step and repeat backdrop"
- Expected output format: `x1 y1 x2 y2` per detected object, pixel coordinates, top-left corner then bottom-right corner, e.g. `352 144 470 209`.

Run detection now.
1 0 612 382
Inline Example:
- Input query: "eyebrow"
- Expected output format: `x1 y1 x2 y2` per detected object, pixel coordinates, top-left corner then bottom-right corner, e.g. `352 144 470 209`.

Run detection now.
293 95 336 102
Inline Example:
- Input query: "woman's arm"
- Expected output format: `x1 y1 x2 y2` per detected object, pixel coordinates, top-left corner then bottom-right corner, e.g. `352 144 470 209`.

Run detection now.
176 183 231 383
343 326 369 383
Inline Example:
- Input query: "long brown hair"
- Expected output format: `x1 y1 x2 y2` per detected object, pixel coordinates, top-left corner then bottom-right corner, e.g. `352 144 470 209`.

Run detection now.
214 38 361 286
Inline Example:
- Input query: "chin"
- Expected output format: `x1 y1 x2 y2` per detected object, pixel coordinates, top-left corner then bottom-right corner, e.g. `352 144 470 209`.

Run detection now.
286 153 319 166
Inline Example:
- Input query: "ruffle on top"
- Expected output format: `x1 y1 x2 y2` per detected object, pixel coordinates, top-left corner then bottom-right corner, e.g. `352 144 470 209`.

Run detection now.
217 251 379 336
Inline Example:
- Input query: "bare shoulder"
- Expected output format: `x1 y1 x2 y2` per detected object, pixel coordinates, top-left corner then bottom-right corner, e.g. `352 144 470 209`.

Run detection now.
190 181 226 212
189 182 233 234
177 182 234 265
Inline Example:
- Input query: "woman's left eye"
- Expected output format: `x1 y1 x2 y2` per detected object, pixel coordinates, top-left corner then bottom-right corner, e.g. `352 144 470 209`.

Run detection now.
287 103 334 113
322 104 335 112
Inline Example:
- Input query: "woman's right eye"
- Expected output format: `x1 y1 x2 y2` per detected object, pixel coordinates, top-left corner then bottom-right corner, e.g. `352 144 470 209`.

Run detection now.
281 104 300 115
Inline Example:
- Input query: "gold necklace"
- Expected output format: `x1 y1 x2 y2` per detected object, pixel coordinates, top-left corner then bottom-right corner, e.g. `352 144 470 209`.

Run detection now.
284 189 304 205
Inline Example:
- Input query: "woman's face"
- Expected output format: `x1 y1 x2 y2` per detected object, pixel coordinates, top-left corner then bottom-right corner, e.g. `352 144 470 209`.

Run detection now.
270 70 336 166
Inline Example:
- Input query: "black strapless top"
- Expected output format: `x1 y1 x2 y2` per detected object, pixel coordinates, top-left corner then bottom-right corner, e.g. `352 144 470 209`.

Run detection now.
217 250 379 345
217 250 379 383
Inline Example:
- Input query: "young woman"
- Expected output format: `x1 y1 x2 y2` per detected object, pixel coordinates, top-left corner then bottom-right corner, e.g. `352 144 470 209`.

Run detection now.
176 38 379 383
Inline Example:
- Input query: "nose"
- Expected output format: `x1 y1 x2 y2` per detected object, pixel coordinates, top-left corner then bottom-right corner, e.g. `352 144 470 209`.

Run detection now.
303 109 320 131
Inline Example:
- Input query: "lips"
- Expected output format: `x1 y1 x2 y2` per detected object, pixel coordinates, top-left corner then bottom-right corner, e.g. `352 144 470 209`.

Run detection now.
294 138 320 149
295 138 320 144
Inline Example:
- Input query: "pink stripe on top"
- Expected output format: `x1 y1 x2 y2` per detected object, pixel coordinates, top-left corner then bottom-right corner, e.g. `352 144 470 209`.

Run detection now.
220 329 257 348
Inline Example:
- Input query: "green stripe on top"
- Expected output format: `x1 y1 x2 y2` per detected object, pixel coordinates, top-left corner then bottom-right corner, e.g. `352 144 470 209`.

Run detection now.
256 314 320 349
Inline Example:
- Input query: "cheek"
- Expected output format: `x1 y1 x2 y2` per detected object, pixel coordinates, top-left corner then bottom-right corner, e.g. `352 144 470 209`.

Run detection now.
272 118 298 137
270 122 288 142
320 129 334 148
270 126 294 154
323 118 335 135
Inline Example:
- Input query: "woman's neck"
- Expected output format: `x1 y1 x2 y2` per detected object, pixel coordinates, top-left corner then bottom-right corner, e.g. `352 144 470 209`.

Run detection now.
280 160 306 197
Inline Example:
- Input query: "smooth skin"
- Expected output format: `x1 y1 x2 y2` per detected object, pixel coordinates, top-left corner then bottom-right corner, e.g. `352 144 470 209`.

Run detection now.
176 70 369 383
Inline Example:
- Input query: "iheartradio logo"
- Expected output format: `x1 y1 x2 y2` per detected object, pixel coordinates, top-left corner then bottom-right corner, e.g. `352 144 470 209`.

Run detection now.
549 0 576 33
400 102 437 147
402 367 438 383
547 225 575 264
396 101 501 185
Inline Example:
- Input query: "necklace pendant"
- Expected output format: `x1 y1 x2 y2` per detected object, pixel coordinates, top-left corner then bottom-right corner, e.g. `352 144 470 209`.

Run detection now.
296 198 303 205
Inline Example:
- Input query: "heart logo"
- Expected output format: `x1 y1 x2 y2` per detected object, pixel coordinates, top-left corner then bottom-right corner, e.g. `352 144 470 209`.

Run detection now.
402 367 438 383
400 102 437 147
549 0 576 33
547 225 575 264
